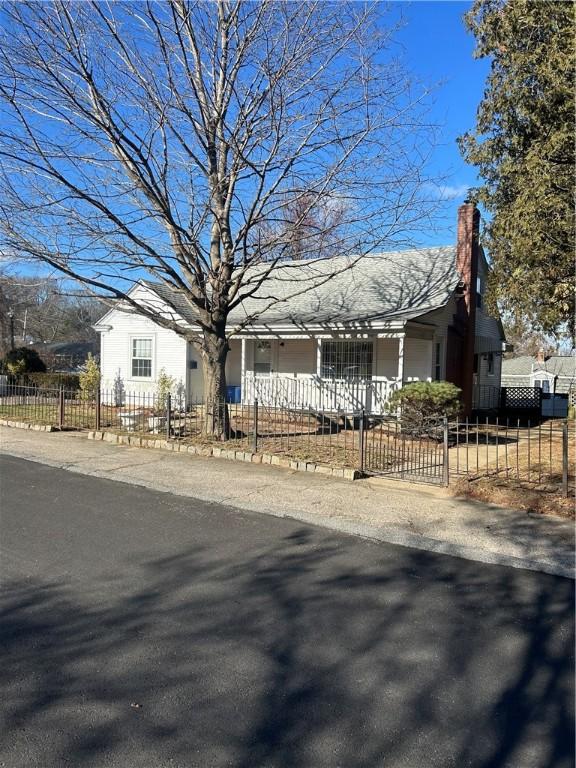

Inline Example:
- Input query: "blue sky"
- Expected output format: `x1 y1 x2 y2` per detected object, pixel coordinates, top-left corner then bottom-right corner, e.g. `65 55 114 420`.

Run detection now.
4 0 492 281
394 1 491 245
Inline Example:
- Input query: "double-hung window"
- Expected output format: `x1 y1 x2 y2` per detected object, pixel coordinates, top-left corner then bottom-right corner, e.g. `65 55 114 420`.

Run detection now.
131 338 153 378
533 375 552 393
254 341 272 375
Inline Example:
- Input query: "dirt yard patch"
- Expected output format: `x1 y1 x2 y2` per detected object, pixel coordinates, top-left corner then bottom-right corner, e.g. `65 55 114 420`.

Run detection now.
453 476 575 520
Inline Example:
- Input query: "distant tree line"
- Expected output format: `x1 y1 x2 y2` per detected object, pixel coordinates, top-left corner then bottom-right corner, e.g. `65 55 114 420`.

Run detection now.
0 271 104 357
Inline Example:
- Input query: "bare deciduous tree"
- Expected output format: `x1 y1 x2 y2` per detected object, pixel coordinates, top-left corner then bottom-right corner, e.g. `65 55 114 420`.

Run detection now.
0 0 435 436
0 269 103 354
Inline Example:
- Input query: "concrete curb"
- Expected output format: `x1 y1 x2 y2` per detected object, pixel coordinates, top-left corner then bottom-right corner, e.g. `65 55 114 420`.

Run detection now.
13 447 575 581
0 418 55 432
87 429 362 481
1 425 573 580
276 511 576 580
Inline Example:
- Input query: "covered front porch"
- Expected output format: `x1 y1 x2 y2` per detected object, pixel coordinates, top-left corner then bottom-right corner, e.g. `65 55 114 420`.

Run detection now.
236 332 437 414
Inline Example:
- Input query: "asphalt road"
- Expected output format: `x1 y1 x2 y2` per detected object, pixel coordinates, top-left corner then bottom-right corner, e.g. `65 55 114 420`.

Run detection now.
0 455 573 768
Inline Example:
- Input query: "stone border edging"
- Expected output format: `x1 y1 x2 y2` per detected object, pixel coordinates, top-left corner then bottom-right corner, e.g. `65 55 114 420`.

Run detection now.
0 418 55 432
87 429 361 481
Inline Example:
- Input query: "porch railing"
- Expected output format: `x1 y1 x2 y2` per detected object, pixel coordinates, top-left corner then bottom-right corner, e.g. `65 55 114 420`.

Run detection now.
241 372 401 414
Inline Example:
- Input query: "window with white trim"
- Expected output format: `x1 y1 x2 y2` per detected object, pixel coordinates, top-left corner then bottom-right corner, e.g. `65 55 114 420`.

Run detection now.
131 338 153 378
321 340 373 380
254 340 272 375
532 373 554 393
534 379 550 393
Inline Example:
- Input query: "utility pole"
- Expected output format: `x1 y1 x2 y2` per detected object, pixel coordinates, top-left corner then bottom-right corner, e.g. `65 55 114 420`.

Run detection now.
7 308 15 351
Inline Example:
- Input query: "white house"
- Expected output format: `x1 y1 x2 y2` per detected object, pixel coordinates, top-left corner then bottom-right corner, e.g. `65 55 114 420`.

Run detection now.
501 353 576 395
94 202 505 414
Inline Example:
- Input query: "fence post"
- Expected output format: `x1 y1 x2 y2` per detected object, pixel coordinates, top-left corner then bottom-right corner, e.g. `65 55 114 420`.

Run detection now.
442 416 449 487
95 388 101 431
253 398 259 453
358 409 365 473
58 386 65 429
562 421 569 498
165 393 172 440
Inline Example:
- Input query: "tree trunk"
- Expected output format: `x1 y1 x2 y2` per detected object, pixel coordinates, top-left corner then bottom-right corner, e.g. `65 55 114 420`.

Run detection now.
201 330 230 439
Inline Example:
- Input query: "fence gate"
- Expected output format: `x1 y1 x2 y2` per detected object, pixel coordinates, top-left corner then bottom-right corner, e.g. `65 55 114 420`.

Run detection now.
362 416 449 485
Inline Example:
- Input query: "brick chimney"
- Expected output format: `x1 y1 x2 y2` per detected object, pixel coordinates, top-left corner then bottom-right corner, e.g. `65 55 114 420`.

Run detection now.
536 348 545 365
456 200 480 415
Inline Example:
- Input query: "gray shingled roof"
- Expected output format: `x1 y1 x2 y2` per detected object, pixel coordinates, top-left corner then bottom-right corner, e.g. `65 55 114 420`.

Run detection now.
502 355 576 378
144 246 458 329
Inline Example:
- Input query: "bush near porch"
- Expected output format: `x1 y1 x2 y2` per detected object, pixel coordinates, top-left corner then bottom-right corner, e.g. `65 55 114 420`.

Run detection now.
386 381 461 430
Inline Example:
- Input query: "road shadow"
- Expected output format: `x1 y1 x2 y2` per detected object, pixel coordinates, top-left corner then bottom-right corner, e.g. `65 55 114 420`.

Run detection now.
0 528 573 768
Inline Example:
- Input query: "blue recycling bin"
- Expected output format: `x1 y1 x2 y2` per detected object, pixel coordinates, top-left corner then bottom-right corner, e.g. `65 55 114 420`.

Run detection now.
225 385 241 403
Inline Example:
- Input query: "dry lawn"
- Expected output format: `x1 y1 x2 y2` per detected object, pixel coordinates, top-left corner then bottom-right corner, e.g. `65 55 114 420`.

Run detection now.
453 476 575 520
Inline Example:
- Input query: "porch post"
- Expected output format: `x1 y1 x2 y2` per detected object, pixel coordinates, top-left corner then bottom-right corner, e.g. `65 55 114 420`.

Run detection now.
241 339 246 377
316 338 322 377
428 339 434 381
241 339 246 401
397 334 405 385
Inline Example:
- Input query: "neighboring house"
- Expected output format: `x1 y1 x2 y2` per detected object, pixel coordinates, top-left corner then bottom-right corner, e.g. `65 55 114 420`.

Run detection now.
30 341 99 372
94 202 505 415
502 353 576 397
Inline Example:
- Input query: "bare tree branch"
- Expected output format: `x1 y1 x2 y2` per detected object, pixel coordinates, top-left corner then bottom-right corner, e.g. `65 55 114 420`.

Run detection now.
0 0 438 434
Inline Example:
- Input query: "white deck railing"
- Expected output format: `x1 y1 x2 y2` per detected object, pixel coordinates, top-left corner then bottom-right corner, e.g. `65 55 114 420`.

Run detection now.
241 373 401 414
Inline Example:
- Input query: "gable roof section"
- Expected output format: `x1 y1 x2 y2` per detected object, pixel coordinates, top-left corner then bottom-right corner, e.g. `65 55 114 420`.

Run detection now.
502 355 576 378
229 247 458 327
130 246 458 331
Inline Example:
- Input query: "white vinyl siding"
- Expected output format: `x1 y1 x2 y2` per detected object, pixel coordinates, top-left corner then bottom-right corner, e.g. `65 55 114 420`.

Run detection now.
403 337 433 382
418 297 458 337
374 338 401 379
243 339 317 377
226 340 242 385
276 339 316 376
99 286 187 394
476 350 502 390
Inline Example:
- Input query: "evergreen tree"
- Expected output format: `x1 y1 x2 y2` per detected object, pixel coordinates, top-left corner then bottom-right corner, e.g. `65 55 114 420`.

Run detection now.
459 0 575 340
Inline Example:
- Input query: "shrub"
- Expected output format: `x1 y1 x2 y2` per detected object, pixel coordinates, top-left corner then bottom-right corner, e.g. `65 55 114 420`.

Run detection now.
113 370 125 407
26 372 81 391
156 369 176 412
78 353 101 400
386 381 461 432
2 347 46 377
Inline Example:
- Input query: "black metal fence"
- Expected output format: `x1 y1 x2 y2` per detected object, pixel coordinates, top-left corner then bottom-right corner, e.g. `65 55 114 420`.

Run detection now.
0 381 96 429
361 415 448 485
0 381 573 495
448 417 573 493
101 391 364 469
